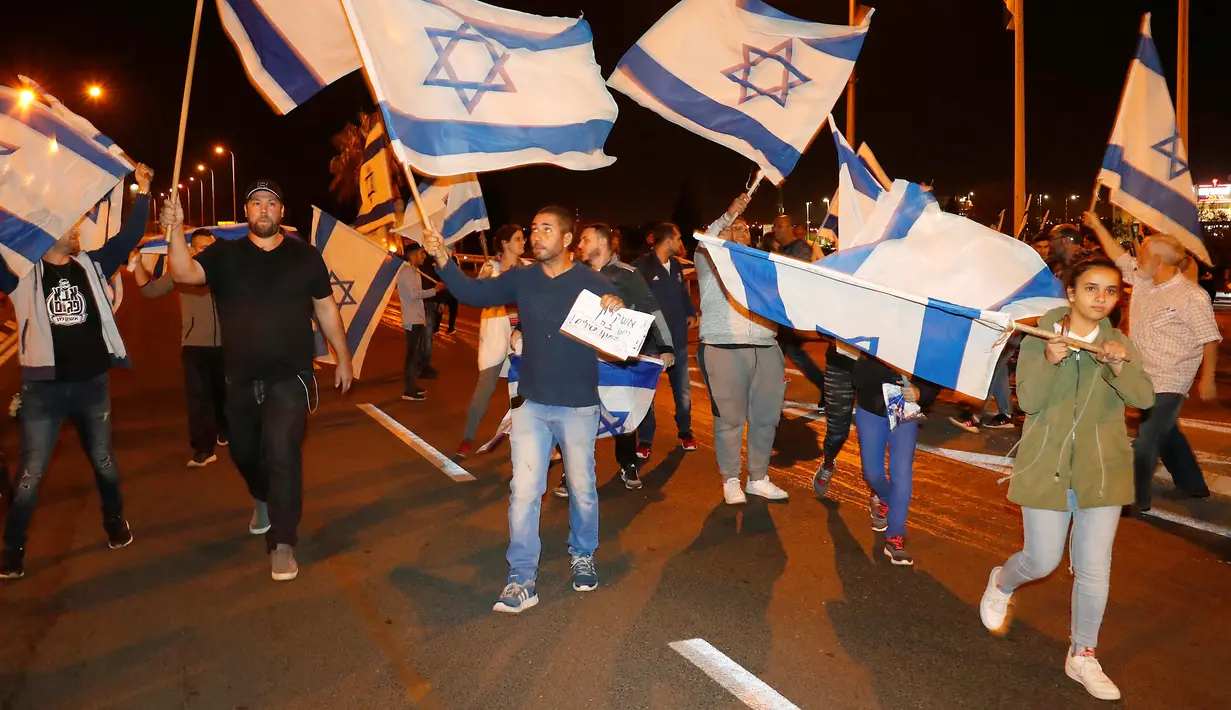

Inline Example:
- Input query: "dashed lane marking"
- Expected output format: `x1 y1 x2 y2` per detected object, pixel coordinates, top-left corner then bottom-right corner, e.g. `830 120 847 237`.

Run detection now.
670 638 801 710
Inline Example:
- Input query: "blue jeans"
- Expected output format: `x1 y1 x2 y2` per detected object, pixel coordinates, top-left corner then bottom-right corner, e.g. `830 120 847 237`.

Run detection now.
507 400 600 582
4 374 123 548
854 407 917 538
1133 392 1208 506
639 346 692 441
987 339 1015 417
998 490 1121 651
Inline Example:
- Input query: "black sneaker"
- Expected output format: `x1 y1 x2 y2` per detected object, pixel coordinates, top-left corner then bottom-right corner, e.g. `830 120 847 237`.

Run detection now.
812 456 836 498
0 547 24 579
553 477 569 498
105 518 133 549
420 368 439 380
402 389 427 402
621 466 643 490
982 414 1015 429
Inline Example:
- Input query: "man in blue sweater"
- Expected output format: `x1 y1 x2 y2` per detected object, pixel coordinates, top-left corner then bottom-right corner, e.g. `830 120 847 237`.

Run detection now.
424 206 624 614
633 223 697 459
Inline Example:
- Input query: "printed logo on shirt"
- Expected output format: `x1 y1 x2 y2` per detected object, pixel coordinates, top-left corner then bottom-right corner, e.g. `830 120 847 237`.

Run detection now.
46 278 88 326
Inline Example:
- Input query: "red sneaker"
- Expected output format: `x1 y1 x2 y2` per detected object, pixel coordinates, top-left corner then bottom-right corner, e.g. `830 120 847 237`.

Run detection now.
454 441 473 461
680 437 698 452
636 444 652 460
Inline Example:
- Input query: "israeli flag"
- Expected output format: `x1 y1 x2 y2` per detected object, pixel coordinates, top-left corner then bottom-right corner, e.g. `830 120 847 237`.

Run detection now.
354 120 399 235
698 180 1066 399
396 174 489 246
340 0 618 176
138 222 299 253
1098 14 1207 264
311 208 403 378
78 183 127 310
609 0 871 184
1 85 133 277
831 120 886 246
505 354 664 439
216 0 361 114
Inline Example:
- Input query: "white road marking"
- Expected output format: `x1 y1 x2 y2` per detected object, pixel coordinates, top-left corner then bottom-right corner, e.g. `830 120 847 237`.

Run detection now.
1142 508 1231 539
358 403 475 482
670 639 800 710
783 407 826 424
1179 418 1231 435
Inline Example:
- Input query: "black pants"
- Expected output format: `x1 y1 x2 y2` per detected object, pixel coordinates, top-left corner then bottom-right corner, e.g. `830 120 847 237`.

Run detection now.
614 432 639 471
182 346 228 454
404 325 427 394
225 374 309 551
438 294 458 332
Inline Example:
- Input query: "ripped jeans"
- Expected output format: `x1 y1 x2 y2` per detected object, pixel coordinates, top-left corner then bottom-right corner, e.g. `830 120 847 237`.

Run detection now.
4 374 124 549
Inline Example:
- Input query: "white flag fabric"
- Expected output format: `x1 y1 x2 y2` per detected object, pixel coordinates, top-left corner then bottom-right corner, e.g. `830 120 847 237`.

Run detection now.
216 0 361 114
77 183 127 311
831 120 886 247
396 174 489 246
138 222 299 253
609 0 871 184
311 208 403 378
354 120 399 235
341 0 618 176
1098 13 1207 264
698 180 1066 399
0 85 133 277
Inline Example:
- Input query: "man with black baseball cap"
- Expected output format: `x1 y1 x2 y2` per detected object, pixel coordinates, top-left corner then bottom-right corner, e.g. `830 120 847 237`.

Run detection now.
165 179 353 581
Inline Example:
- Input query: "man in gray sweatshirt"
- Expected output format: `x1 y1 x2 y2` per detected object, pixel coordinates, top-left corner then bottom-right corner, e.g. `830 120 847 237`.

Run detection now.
696 195 790 505
134 229 228 468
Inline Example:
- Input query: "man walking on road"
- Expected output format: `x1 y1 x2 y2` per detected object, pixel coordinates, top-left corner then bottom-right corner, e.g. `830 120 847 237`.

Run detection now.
424 206 623 614
166 180 353 581
633 223 696 458
396 243 444 402
1085 212 1220 511
0 164 154 580
770 215 827 410
134 228 229 467
697 197 790 504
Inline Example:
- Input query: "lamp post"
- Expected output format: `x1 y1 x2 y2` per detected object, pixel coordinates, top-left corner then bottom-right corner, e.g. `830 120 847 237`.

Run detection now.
178 183 191 225
215 145 237 222
805 201 812 233
197 164 216 225
1065 194 1079 222
190 177 204 225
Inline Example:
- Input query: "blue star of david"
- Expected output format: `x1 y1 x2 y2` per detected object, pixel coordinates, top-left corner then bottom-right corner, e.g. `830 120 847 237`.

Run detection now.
329 271 357 308
0 140 17 157
423 23 515 114
1151 130 1190 180
722 40 811 108
597 407 628 438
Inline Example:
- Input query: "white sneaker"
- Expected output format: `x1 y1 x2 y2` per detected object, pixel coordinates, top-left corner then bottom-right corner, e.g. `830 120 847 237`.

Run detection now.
723 478 747 505
979 566 1013 634
745 478 789 501
1065 649 1121 701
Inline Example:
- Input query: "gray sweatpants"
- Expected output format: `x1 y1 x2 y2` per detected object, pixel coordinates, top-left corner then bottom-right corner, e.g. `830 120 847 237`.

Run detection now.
697 344 786 482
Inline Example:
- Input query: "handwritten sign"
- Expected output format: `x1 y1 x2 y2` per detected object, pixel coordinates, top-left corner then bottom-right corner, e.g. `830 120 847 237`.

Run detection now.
560 289 655 360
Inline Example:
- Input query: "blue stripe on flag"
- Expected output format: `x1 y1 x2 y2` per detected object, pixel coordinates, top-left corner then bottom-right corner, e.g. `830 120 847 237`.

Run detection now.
598 359 662 390
800 34 867 62
346 257 403 356
821 182 930 273
736 0 800 21
223 0 326 107
314 211 340 251
422 2 595 51
381 103 613 159
724 244 793 327
1134 30 1165 78
820 212 839 230
0 96 129 180
913 299 976 388
354 200 397 228
442 196 487 239
363 133 390 162
0 208 59 262
834 133 882 199
1102 145 1202 236
988 264 1065 312
615 46 802 179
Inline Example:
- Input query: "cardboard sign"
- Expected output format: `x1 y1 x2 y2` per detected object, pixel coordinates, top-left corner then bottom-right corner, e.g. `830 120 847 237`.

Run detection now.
560 289 654 360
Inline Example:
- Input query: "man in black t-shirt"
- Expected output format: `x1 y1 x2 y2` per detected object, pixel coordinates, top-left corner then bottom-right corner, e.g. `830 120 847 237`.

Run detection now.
0 164 154 580
165 180 353 582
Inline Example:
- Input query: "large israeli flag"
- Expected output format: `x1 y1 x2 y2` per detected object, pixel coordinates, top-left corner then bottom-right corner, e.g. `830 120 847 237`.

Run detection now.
1098 14 1207 264
698 180 1066 399
341 0 618 176
0 85 133 277
216 0 361 114
609 0 871 185
831 120 885 246
354 120 399 235
396 174 489 246
311 208 403 378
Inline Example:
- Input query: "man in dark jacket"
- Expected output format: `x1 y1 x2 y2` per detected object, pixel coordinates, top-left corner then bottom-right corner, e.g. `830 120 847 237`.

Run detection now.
578 223 674 490
633 223 696 458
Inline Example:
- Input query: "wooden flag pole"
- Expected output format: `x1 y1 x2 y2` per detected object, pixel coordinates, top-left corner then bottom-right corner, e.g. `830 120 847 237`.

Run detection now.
746 169 766 199
406 173 438 237
1088 181 1101 213
1013 321 1109 357
170 0 206 204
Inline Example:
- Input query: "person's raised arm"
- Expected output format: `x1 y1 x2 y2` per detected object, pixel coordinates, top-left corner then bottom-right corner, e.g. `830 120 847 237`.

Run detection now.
134 253 175 298
163 199 207 285
91 164 153 277
422 231 518 307
1082 211 1127 264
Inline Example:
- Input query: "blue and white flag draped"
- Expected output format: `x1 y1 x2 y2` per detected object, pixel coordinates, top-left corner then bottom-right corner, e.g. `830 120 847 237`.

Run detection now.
396 174 489 246
0 84 133 277
216 0 361 114
698 180 1066 399
1097 13 1207 264
340 0 618 176
354 120 399 236
138 222 300 253
831 120 886 247
311 208 403 378
79 184 127 311
609 0 871 185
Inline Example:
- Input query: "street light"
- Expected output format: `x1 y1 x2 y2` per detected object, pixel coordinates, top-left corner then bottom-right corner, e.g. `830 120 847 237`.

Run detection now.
805 201 812 232
189 176 205 225
179 182 192 225
17 89 34 107
197 163 216 225
215 145 237 222
86 85 102 99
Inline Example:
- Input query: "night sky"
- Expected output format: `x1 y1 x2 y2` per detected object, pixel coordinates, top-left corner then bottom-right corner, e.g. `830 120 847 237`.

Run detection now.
4 0 1228 232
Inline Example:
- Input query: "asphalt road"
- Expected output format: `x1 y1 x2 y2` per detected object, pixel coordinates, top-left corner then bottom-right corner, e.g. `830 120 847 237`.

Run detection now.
0 278 1228 709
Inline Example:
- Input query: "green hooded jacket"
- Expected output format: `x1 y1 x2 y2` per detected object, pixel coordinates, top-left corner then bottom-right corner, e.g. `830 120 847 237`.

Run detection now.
1008 307 1155 511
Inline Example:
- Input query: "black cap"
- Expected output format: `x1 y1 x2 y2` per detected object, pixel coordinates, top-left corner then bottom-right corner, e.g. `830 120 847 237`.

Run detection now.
244 179 283 202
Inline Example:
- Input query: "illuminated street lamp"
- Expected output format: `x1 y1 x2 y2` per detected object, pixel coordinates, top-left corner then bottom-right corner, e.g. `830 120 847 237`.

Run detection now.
86 85 102 99
214 145 237 222
17 89 34 107
189 177 204 225
197 163 216 225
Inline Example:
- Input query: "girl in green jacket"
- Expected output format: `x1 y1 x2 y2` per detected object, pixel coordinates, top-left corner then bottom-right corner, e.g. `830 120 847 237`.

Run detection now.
978 258 1155 702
